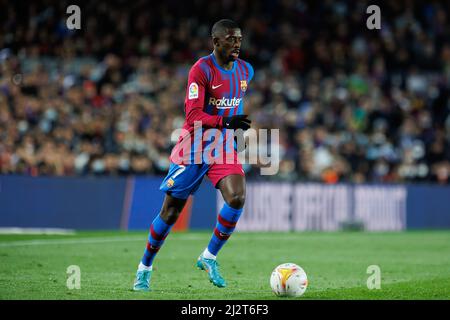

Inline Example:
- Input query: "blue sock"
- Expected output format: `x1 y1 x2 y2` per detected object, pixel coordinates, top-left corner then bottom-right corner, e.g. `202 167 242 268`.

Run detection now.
207 203 243 256
141 214 173 267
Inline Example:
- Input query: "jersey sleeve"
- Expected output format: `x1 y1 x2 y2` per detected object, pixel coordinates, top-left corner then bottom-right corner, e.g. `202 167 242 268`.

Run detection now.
246 62 254 82
184 64 223 128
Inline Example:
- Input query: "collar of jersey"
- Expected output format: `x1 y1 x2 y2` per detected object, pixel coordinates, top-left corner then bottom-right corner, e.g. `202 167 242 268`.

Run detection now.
210 53 236 74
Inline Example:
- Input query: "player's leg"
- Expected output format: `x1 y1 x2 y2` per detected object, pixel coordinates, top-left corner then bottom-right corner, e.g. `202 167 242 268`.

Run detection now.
133 163 207 291
140 194 187 267
204 174 245 258
197 163 245 288
133 194 186 291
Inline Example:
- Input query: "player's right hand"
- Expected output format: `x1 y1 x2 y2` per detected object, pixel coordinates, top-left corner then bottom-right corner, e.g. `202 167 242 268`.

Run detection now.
222 115 251 130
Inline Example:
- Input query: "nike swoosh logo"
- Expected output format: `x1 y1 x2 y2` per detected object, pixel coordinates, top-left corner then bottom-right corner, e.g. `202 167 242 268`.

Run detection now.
212 84 223 89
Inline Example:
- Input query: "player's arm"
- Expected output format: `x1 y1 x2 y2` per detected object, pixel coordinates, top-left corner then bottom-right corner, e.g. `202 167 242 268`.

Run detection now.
246 62 254 82
185 66 223 128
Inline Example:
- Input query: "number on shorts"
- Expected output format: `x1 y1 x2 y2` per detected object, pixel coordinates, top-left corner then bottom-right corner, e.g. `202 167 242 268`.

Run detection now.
172 165 186 179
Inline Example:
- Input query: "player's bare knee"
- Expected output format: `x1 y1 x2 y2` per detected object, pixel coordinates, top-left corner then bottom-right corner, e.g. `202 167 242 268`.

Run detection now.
160 207 181 225
226 193 245 209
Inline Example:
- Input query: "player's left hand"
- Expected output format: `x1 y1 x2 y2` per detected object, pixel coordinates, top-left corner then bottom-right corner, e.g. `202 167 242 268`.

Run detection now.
222 115 251 130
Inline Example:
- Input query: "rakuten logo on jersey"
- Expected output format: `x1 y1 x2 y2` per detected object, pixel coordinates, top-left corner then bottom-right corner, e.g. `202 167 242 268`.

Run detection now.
209 97 242 109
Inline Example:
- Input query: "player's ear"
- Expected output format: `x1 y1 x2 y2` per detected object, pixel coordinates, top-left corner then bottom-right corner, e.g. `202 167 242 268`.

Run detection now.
213 37 220 47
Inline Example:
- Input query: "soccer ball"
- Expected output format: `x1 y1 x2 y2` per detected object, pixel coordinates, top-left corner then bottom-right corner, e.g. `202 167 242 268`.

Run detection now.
270 263 308 297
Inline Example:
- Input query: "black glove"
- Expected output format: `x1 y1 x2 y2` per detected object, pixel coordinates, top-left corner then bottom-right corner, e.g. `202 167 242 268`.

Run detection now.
222 114 251 130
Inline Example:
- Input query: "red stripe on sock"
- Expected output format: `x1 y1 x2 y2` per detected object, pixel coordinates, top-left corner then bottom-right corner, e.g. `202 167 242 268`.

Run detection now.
150 225 166 241
218 214 237 229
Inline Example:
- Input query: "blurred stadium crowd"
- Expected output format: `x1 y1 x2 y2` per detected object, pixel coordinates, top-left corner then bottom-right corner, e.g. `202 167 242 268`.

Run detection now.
0 0 449 184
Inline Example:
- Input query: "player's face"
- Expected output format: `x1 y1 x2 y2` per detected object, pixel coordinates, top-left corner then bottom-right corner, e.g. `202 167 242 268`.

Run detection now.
217 28 242 62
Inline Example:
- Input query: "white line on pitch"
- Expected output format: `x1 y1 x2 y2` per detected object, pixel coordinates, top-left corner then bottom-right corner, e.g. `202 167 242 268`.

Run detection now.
0 233 305 247
0 236 144 247
0 228 76 235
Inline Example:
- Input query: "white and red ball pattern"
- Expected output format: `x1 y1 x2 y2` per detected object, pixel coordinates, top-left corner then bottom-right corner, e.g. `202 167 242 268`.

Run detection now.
270 263 308 297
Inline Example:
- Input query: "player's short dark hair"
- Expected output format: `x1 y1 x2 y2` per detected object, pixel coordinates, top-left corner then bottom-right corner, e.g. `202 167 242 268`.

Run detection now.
211 19 240 37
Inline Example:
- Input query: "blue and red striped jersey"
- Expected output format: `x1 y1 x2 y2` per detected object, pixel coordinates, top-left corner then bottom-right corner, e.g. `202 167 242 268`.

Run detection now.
170 53 254 164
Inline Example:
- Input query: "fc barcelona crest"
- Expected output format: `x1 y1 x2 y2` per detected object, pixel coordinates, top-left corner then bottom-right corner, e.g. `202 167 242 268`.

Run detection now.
240 80 247 92
166 178 174 188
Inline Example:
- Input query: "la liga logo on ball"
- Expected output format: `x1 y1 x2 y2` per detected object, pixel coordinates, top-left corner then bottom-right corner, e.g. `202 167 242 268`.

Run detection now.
270 263 308 297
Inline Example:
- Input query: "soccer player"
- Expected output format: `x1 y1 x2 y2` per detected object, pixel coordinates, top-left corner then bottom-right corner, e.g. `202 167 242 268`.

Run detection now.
133 19 254 291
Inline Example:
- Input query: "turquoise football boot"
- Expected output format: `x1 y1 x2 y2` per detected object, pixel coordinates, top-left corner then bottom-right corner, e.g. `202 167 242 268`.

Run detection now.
196 255 227 288
133 269 152 292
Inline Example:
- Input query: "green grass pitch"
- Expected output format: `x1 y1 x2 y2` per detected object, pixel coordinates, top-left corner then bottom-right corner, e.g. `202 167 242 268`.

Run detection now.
0 230 449 300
